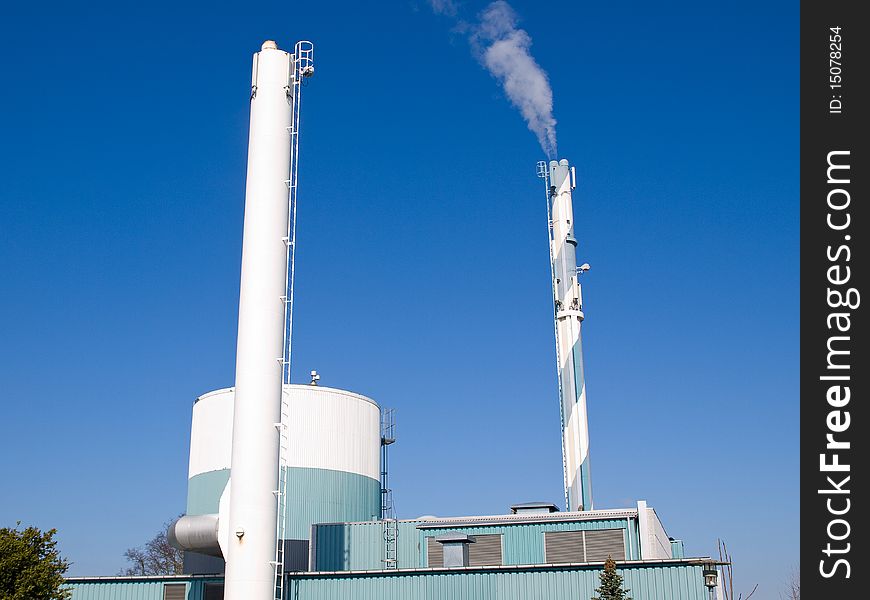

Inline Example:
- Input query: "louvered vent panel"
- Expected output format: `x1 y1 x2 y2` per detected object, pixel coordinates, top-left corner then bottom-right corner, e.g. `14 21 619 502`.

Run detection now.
163 584 186 600
544 530 585 563
468 534 503 566
584 529 626 561
426 536 443 567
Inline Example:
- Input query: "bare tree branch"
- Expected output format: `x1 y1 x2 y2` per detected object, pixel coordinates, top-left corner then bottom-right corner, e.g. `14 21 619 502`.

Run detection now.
121 515 184 575
781 568 800 600
717 538 758 600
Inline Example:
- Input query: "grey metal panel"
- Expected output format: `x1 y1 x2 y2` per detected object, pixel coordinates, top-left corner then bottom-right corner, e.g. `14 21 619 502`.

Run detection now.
468 534 503 567
426 537 442 567
163 583 186 600
543 530 585 564
183 551 225 575
283 539 310 572
203 583 224 600
442 543 469 568
435 533 474 543
584 529 625 562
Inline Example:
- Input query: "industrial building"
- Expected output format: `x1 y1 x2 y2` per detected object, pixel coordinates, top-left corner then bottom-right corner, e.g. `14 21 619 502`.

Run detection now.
65 40 724 600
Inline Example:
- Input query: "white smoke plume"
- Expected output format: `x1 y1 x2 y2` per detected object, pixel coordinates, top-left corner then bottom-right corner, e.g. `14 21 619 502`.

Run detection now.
473 2 557 157
429 0 558 157
428 0 459 17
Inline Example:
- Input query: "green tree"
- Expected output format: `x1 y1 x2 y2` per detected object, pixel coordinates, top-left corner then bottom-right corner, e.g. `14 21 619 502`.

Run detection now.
592 556 632 600
0 523 71 600
122 516 184 575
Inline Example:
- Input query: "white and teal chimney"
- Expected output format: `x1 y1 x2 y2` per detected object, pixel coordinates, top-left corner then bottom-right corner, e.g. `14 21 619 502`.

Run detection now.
543 159 593 512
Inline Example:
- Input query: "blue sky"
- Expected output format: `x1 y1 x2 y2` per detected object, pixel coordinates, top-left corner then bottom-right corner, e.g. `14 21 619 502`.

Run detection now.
0 0 797 596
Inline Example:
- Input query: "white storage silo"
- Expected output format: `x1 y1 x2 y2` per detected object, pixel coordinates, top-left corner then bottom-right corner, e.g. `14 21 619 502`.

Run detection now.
183 384 382 571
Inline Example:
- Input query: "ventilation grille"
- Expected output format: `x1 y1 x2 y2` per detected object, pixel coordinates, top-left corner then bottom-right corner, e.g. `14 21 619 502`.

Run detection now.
163 584 186 600
544 529 626 563
544 530 585 563
426 537 442 567
468 534 503 566
426 534 504 567
584 529 625 562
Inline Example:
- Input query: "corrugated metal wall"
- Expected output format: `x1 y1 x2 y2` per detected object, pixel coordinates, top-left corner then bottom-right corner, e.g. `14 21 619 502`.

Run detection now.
186 466 380 541
622 564 704 599
67 578 225 600
283 467 381 539
287 563 709 600
420 518 637 566
69 580 172 600
313 521 422 570
313 517 641 571
67 563 708 600
186 469 230 515
283 385 381 480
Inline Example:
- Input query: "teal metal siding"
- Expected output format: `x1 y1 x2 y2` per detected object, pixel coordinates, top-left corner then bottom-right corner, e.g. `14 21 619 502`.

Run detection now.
313 517 641 571
671 539 685 558
186 467 380 539
67 578 224 600
69 580 173 600
187 470 230 515
420 519 637 566
284 468 380 539
622 564 704 599
67 563 709 600
313 521 422 570
287 563 709 600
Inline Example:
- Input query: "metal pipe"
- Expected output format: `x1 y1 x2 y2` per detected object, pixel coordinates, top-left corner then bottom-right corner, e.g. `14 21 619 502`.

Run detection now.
168 514 221 558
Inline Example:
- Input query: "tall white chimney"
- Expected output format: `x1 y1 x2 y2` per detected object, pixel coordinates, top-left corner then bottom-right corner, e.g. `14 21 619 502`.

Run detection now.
224 40 293 600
